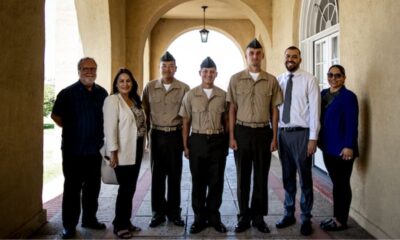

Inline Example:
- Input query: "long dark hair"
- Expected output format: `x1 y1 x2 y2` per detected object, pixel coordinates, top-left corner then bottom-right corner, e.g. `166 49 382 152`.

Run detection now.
112 68 142 108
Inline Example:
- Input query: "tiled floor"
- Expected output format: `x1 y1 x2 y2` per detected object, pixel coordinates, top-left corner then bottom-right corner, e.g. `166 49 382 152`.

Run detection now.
33 150 374 239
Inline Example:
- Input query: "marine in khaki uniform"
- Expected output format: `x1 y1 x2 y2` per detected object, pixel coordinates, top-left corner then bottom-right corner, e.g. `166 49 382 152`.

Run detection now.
226 39 283 233
142 51 190 228
180 57 228 234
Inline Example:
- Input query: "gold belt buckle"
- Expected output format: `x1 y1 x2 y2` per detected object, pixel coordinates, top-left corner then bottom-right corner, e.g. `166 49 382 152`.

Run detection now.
250 123 257 128
206 129 213 135
165 127 171 132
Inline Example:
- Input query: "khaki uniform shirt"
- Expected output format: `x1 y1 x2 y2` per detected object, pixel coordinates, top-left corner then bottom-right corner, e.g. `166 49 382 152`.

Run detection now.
226 69 283 123
179 86 227 132
142 78 190 127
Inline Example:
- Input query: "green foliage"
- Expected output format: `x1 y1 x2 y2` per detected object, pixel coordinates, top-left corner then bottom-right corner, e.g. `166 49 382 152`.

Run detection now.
44 123 55 129
44 84 55 116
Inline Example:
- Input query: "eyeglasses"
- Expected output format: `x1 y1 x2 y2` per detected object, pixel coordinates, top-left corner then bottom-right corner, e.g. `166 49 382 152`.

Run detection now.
81 67 97 72
327 73 343 78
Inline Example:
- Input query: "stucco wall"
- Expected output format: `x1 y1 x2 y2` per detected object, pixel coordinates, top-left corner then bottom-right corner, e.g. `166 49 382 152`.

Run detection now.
269 0 300 75
149 18 254 81
126 0 184 89
239 0 273 71
75 0 112 92
109 0 127 86
54 0 84 93
0 1 47 237
341 0 400 238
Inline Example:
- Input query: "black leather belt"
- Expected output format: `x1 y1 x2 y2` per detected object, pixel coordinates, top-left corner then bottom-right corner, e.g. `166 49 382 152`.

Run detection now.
279 127 307 132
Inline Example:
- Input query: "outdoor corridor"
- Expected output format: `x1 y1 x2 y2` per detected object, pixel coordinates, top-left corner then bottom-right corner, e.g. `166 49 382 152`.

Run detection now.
33 150 374 239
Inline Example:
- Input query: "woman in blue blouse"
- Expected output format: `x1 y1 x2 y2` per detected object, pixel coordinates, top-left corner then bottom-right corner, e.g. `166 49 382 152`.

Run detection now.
319 65 359 231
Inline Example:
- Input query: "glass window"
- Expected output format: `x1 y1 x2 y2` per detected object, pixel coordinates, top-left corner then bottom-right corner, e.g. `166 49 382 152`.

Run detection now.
314 37 339 90
332 36 339 64
314 0 339 34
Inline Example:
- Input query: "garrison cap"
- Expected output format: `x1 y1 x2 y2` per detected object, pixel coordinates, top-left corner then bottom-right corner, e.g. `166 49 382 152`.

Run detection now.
246 38 263 49
200 57 217 69
160 51 175 62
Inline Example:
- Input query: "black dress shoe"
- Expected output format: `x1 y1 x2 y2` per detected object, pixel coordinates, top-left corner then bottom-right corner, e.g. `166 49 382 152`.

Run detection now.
189 221 207 234
300 221 313 236
81 221 106 229
61 228 76 239
234 220 250 233
276 216 296 229
211 222 227 233
252 221 270 233
149 215 166 227
169 217 185 227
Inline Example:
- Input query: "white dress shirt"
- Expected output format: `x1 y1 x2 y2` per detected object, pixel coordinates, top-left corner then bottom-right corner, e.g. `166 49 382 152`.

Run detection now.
277 69 321 140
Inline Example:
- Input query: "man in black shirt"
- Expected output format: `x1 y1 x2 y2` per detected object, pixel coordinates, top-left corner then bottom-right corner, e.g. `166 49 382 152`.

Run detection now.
52 57 108 239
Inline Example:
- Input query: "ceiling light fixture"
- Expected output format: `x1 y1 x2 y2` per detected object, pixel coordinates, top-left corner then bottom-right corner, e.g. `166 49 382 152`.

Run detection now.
199 6 209 43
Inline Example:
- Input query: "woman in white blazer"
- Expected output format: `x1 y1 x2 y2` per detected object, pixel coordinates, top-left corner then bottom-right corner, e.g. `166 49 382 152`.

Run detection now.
103 68 146 239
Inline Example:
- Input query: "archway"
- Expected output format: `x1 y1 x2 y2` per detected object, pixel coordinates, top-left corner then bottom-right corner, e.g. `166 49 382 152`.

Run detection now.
167 29 244 91
123 0 274 88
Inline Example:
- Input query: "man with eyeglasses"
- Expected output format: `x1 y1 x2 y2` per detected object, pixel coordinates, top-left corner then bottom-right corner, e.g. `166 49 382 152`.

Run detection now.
275 46 321 236
52 57 108 239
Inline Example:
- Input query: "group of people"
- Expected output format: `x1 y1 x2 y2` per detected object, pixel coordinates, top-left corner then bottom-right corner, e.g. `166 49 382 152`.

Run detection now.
51 38 359 239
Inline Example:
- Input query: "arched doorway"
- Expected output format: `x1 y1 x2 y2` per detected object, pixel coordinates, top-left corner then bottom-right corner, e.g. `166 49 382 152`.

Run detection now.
167 29 244 91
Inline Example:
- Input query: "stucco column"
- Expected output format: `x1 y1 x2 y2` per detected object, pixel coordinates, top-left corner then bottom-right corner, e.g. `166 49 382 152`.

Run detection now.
0 0 47 237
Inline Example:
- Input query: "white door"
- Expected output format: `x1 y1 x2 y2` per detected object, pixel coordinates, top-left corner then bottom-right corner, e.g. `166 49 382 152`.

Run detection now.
313 33 339 172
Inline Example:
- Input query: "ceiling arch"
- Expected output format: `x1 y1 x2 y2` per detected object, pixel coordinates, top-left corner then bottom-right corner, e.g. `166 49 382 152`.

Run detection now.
143 0 273 47
124 0 273 87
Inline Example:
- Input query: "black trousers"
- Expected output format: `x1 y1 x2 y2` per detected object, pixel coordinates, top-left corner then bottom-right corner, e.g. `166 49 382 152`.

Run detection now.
113 137 144 230
234 125 272 221
323 152 354 225
188 133 227 224
61 152 102 229
150 129 183 218
278 128 313 222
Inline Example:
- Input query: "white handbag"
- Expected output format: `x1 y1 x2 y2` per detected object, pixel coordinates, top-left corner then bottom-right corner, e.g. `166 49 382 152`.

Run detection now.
100 143 118 185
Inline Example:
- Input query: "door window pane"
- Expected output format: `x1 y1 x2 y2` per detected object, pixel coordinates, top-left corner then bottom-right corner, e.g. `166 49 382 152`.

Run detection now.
314 33 339 90
332 36 339 64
